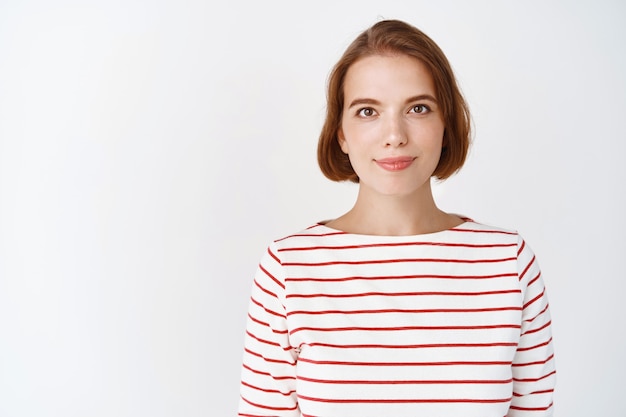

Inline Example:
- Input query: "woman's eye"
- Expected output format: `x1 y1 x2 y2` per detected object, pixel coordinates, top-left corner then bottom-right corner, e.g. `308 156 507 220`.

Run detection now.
410 104 430 114
357 108 375 117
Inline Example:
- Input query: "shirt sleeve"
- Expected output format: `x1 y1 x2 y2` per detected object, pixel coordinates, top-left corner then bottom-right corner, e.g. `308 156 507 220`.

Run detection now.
508 235 556 416
238 243 300 417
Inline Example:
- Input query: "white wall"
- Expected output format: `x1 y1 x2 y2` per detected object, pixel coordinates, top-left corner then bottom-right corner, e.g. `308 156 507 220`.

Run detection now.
0 0 624 416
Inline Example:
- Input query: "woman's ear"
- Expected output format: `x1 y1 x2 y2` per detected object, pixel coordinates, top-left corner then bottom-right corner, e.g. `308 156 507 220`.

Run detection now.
338 128 349 154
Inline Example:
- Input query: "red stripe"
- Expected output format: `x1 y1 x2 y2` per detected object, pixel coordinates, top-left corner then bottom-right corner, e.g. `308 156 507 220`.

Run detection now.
287 288 521 299
240 396 298 411
297 375 513 385
522 320 551 336
516 337 553 352
283 256 516 267
513 388 554 396
240 380 295 396
522 288 545 310
518 255 536 282
290 323 520 335
287 306 521 316
512 369 556 383
250 297 285 319
509 401 553 411
297 394 512 404
524 304 550 324
253 278 278 299
279 241 516 252
450 228 517 236
259 264 284 290
267 247 281 265
275 231 345 242
246 312 288 335
244 348 296 366
297 357 512 367
239 413 285 417
242 363 296 381
304 341 518 349
285 272 517 282
512 353 555 367
245 330 293 351
528 271 541 287
247 312 269 328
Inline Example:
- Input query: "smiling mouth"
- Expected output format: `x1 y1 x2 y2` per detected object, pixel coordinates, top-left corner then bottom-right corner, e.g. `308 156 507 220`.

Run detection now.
375 157 415 171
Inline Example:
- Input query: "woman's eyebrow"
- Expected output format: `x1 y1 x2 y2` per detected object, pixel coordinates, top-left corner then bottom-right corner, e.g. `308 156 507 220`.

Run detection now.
347 94 438 109
347 98 381 109
404 94 438 104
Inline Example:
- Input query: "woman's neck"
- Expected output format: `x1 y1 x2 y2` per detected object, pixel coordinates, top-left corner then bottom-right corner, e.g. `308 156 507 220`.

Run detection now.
326 182 463 236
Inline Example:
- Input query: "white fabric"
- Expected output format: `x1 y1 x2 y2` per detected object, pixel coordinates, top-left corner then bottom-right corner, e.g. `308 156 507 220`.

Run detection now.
238 221 555 417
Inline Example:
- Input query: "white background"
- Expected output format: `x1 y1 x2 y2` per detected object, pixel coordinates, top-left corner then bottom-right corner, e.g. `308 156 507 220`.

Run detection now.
1 0 624 416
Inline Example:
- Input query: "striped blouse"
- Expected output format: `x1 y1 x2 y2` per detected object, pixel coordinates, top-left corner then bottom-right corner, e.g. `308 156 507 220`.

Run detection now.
238 220 555 417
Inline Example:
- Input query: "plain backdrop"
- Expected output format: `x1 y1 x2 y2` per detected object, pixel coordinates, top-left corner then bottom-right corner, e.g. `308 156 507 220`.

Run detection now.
1 0 625 416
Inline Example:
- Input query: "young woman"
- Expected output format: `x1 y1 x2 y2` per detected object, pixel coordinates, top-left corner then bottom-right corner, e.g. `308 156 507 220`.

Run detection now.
238 19 555 417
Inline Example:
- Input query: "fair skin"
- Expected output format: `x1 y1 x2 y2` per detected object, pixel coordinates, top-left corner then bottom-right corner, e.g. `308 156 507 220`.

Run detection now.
325 53 464 236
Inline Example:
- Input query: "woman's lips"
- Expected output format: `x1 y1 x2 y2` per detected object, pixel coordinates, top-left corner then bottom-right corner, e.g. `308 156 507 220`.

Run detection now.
375 156 416 171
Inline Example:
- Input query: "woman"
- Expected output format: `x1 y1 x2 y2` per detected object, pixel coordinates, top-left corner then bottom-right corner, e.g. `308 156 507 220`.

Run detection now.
238 19 555 417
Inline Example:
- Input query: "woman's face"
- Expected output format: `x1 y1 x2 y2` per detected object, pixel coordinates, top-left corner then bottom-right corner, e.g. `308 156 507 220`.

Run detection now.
338 54 445 198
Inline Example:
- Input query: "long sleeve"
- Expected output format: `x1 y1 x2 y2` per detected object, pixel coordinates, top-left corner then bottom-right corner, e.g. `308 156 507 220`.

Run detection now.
237 223 556 416
508 236 556 416
238 243 300 417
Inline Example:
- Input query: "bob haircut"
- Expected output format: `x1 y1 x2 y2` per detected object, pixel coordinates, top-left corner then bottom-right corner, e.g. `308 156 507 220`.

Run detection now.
318 19 471 182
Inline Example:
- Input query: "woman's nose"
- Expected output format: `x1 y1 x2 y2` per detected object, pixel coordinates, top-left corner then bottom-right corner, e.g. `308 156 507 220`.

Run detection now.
384 115 407 147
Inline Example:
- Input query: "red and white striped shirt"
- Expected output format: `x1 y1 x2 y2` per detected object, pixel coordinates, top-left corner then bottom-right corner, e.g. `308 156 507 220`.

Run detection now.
238 221 555 417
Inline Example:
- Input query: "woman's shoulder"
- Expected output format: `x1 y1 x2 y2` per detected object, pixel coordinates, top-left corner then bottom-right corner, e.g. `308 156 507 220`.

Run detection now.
447 218 523 245
269 218 521 247
270 222 345 246
456 218 519 235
